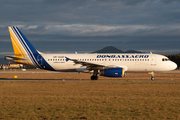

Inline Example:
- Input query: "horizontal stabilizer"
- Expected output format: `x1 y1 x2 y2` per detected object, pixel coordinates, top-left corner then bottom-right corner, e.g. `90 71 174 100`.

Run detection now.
5 55 28 61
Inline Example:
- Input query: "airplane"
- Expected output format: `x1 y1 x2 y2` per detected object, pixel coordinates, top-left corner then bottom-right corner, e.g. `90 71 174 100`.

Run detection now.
5 26 177 80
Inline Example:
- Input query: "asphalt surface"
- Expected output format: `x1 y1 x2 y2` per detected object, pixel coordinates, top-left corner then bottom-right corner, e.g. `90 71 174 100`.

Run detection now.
1 71 180 73
0 79 179 81
0 70 180 81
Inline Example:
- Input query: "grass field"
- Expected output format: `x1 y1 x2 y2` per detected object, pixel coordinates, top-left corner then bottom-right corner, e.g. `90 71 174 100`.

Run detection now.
0 81 180 119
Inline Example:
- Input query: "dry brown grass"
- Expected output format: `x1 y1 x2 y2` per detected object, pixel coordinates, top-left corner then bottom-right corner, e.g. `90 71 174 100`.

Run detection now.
0 81 180 119
0 70 180 119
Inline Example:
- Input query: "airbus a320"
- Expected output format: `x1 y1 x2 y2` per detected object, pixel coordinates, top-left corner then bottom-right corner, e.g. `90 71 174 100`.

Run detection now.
5 26 177 80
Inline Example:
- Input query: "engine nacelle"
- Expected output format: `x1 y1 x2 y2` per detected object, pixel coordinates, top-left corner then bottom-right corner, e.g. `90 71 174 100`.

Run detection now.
100 68 125 77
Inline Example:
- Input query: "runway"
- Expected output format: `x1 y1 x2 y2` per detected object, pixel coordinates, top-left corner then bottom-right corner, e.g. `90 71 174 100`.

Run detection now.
0 79 179 81
0 71 62 73
0 70 180 81
1 70 180 74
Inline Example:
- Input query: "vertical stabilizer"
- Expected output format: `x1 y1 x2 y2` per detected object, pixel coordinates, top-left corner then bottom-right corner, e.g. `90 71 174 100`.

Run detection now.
8 26 40 68
8 26 54 70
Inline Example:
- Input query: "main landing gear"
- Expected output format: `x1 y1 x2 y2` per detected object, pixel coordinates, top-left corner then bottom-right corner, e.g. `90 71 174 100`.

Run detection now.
91 70 98 80
91 75 98 80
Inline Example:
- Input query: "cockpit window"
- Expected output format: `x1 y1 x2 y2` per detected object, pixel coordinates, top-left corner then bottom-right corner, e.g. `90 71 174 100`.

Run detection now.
162 58 170 61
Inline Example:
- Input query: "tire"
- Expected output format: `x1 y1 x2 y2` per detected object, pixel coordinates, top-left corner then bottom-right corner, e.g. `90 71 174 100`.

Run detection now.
151 77 155 81
91 76 98 80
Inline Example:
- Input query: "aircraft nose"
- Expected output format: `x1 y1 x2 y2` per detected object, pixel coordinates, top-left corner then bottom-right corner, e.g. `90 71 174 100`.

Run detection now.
171 62 177 70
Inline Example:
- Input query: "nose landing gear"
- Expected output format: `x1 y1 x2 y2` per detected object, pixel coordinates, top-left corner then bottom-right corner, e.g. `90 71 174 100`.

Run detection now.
151 72 155 81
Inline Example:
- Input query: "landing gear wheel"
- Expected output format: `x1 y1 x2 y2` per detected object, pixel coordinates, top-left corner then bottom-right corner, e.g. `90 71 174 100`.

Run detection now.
91 75 98 80
91 70 99 80
150 72 155 81
151 77 155 81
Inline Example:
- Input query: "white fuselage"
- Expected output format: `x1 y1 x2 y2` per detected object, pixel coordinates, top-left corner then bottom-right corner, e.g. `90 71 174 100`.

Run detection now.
41 53 177 72
7 26 178 80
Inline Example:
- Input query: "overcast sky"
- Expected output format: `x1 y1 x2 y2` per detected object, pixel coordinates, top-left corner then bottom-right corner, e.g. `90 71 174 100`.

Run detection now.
0 0 180 57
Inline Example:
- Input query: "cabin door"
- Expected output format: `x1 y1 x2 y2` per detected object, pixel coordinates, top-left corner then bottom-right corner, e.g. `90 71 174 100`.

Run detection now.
151 55 156 70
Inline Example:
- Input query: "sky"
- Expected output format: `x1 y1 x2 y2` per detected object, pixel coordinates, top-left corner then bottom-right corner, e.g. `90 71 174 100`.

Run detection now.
1 0 180 58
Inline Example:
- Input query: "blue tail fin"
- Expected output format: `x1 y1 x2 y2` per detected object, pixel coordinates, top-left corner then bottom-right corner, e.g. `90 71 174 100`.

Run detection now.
8 26 54 70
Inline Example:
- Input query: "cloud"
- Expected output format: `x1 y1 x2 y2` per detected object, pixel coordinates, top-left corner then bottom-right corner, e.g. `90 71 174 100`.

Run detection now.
0 52 14 55
12 24 180 37
0 0 180 26
0 0 180 55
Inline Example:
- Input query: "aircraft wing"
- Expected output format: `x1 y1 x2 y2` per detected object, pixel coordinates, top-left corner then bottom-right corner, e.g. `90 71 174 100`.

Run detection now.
65 57 128 71
66 57 106 69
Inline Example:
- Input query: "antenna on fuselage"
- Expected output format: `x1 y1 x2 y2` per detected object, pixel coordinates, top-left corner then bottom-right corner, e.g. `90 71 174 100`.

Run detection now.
75 51 77 54
150 51 152 54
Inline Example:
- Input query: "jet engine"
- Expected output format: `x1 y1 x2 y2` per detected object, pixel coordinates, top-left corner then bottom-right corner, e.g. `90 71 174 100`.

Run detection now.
100 68 125 77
